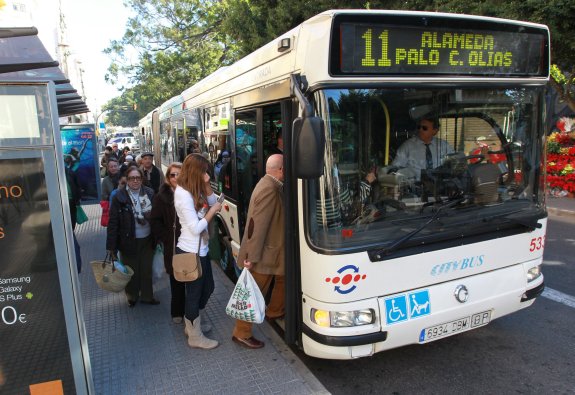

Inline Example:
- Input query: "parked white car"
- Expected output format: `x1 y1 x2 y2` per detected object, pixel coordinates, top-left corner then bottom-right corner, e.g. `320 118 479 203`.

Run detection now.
108 134 140 153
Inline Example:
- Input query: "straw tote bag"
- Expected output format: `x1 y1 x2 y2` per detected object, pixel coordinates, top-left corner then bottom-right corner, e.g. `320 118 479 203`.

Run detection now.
91 253 134 292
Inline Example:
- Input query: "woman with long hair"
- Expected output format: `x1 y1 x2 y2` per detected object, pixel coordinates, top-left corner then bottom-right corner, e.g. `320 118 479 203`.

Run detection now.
174 154 221 349
150 162 184 323
106 165 157 307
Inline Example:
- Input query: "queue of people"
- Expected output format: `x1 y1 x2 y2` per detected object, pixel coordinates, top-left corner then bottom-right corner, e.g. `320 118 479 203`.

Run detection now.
98 141 286 353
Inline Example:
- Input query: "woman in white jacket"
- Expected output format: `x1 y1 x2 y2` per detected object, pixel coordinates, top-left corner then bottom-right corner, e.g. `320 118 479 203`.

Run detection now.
174 154 222 349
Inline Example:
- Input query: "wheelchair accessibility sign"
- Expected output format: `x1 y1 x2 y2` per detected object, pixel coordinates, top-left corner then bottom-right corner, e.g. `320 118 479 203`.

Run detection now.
385 290 431 325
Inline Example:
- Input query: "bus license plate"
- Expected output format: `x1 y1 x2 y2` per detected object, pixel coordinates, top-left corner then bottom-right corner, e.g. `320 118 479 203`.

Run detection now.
419 310 491 343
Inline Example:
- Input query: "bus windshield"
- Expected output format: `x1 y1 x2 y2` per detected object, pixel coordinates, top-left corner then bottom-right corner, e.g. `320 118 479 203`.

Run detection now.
307 87 546 253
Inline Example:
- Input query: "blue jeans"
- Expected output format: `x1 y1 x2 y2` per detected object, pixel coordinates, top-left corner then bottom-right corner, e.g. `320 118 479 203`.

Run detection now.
175 248 214 322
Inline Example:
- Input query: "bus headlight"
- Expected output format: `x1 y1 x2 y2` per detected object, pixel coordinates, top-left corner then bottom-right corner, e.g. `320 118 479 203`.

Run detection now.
311 308 375 327
312 309 330 327
527 265 542 282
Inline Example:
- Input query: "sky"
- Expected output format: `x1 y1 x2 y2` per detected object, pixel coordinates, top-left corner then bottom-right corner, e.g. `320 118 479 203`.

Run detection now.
63 0 133 111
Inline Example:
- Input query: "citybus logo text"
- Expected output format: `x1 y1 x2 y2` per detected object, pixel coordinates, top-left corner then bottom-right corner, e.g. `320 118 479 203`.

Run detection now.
430 255 485 276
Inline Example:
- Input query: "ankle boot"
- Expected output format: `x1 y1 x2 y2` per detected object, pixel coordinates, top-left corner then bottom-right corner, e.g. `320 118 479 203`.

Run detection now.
200 310 212 333
186 311 212 335
184 317 218 349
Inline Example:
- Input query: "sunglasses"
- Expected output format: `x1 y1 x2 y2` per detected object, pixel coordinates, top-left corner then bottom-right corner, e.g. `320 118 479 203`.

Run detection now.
127 176 142 181
169 173 180 178
417 125 430 131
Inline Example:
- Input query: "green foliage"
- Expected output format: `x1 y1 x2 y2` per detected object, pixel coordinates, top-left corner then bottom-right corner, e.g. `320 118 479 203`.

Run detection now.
105 0 239 115
547 140 561 154
550 64 575 112
551 65 568 86
102 90 139 126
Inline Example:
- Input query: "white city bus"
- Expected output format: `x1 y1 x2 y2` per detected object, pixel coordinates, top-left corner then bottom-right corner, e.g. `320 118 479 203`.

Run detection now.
142 10 549 359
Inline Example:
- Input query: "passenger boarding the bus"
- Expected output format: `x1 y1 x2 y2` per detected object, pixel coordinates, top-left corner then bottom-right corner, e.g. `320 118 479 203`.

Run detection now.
316 148 377 229
214 150 230 177
267 126 283 156
389 117 454 180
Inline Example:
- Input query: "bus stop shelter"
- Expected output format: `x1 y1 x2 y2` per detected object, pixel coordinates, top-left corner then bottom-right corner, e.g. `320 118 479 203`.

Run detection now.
0 26 92 394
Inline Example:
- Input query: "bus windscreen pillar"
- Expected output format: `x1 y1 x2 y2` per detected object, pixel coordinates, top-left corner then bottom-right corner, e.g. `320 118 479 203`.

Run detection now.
0 82 93 394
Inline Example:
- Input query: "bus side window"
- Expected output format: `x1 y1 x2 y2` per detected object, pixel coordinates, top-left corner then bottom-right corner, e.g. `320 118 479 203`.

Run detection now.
235 110 258 225
218 151 233 195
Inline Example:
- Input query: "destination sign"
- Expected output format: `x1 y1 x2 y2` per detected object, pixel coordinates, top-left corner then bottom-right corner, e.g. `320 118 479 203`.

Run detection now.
336 23 548 76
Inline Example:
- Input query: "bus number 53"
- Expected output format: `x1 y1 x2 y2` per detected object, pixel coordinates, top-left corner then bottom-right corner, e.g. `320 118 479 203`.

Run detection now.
529 236 545 252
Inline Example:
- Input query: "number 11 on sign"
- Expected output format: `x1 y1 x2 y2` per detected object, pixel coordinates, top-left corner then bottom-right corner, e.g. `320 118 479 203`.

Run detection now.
361 29 392 67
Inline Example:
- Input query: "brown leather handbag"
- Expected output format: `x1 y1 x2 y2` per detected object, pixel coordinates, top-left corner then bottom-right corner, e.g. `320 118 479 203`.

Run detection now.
172 223 203 282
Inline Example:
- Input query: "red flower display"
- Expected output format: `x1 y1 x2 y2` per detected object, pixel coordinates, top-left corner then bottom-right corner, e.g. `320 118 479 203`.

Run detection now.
547 118 575 197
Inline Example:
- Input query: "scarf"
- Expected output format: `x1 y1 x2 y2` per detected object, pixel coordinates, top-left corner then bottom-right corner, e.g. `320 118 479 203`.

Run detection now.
128 187 152 223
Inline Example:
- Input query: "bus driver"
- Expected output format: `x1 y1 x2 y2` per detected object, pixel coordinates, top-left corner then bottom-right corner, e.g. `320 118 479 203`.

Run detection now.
390 116 454 179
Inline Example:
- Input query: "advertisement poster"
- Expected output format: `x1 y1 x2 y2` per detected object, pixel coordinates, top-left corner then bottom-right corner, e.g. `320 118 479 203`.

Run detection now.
60 125 100 201
0 157 75 394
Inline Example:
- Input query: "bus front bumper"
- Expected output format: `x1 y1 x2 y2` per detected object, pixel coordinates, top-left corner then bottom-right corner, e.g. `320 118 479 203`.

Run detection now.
302 323 387 347
301 264 544 359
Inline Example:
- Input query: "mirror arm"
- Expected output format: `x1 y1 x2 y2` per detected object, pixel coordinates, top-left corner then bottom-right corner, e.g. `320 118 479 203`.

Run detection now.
290 74 312 117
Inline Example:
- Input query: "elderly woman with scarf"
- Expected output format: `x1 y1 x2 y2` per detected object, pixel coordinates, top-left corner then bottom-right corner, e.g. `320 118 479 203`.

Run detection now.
106 165 157 307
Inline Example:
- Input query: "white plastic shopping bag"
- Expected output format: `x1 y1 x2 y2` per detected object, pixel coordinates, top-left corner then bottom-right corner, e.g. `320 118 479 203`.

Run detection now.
225 268 266 323
152 244 164 281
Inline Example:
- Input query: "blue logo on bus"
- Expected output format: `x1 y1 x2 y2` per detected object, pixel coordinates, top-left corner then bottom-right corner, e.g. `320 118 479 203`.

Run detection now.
408 290 430 319
325 265 367 294
384 295 408 325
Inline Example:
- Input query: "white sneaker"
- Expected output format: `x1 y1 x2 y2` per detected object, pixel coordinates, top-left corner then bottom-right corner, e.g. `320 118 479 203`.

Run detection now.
172 316 183 324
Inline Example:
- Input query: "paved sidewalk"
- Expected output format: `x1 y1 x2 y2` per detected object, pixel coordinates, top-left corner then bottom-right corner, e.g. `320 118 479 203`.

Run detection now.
75 204 328 395
546 196 575 217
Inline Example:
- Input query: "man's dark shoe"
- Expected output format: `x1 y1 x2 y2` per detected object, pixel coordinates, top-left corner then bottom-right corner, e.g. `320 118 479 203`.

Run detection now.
128 300 136 307
141 299 160 305
232 336 265 349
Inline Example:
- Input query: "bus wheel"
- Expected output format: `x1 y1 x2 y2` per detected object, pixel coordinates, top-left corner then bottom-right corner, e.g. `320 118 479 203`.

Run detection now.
218 230 238 282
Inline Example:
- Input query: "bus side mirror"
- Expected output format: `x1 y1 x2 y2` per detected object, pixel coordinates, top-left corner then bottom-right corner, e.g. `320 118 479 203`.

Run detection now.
292 116 325 179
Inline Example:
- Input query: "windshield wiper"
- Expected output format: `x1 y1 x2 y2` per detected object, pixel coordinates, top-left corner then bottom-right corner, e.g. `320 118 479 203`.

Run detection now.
481 209 543 231
369 197 466 260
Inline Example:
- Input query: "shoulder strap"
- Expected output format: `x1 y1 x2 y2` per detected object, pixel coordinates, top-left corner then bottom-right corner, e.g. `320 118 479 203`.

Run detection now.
173 201 204 255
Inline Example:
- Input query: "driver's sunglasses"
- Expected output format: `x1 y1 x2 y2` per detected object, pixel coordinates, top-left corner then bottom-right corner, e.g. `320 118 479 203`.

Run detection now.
417 125 429 131
169 173 180 179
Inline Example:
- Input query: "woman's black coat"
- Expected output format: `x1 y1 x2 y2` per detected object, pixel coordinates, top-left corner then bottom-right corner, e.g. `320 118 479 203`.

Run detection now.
106 186 154 255
150 183 181 274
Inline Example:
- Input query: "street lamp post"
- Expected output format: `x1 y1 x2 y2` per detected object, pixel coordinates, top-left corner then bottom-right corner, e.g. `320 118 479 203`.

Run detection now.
95 110 109 149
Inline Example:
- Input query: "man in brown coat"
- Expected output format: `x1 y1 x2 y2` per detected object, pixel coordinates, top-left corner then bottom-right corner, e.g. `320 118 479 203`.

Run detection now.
232 154 284 349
